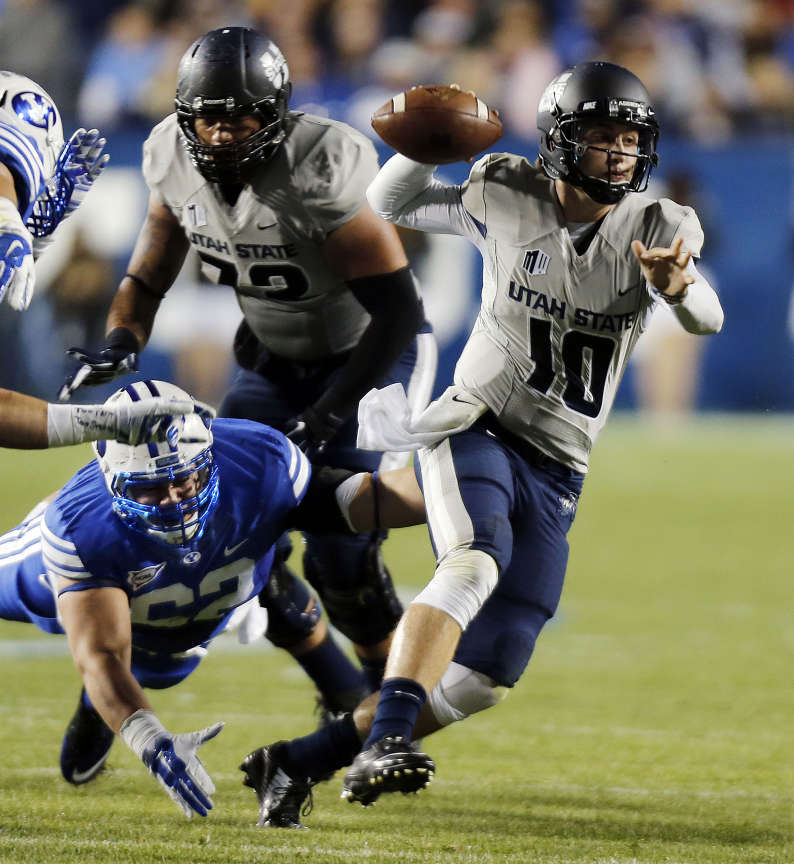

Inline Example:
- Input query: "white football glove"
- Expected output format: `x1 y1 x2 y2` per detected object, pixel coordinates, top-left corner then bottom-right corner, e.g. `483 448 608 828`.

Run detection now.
120 709 224 819
0 197 35 310
46 398 216 447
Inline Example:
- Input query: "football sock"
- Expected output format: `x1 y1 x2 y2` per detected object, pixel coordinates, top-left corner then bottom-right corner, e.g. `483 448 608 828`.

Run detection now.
295 634 369 713
283 713 362 779
363 676 427 749
359 655 386 693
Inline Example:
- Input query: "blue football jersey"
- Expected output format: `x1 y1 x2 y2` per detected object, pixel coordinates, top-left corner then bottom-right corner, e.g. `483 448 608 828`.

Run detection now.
40 419 310 655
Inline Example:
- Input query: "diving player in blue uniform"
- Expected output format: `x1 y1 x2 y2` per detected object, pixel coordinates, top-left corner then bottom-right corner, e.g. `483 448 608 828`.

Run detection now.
0 379 425 818
0 71 200 448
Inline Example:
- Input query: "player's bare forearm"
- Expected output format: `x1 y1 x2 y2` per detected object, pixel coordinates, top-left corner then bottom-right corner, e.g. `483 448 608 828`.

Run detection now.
58 582 153 732
0 161 18 206
0 388 48 448
107 199 190 346
348 466 426 532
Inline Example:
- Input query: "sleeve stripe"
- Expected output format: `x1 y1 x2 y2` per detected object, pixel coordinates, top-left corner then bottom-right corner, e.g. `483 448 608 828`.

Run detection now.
291 447 310 502
286 438 299 480
0 541 42 567
0 518 43 554
0 123 45 204
41 546 88 572
42 556 91 580
40 519 78 553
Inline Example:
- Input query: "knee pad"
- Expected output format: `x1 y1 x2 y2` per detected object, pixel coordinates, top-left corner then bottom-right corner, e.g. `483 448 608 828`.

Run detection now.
259 553 322 649
412 548 498 630
428 661 507 727
303 535 403 646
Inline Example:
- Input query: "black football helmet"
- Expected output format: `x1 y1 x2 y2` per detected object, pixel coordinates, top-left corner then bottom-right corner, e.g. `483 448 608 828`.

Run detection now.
537 61 659 205
175 27 291 183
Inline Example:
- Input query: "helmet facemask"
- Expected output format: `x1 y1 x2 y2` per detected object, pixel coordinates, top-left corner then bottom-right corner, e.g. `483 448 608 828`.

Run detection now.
552 115 659 205
108 451 219 549
177 95 289 184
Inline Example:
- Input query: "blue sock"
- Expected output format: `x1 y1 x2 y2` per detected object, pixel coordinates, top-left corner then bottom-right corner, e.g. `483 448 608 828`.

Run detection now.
283 714 362 780
295 635 368 712
363 677 427 749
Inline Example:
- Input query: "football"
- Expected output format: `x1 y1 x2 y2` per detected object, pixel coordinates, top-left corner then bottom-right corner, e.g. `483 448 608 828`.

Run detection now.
371 85 503 164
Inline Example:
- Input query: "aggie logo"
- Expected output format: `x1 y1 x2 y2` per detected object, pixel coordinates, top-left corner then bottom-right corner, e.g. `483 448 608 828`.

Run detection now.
522 249 550 275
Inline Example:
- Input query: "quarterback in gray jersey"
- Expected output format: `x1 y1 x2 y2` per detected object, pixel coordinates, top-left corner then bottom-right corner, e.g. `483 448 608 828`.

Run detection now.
235 63 724 826
57 28 437 727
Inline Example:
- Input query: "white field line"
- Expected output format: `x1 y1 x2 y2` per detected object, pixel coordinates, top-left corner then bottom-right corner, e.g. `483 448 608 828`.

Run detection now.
6 764 792 804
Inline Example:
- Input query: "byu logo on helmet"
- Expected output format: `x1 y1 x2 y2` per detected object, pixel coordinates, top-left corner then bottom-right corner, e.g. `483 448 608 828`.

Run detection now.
12 91 57 130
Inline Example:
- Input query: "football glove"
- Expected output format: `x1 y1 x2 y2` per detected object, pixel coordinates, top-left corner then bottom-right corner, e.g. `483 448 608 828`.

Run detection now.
59 326 139 401
0 198 35 310
120 709 224 819
61 128 110 217
47 398 216 447
285 405 344 453
28 128 110 248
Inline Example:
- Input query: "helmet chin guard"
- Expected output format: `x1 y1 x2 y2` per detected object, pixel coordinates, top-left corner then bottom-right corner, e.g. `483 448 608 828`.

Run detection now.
537 62 659 205
93 380 219 552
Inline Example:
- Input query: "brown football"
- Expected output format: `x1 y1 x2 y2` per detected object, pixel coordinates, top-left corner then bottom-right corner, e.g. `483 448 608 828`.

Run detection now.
371 85 503 164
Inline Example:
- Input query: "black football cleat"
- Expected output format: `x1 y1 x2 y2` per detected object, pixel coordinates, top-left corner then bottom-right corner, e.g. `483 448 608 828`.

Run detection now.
340 736 435 806
240 742 315 828
60 689 114 785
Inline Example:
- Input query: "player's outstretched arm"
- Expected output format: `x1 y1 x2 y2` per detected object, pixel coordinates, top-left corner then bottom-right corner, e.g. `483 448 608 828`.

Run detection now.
59 195 190 400
58 579 223 818
0 387 201 448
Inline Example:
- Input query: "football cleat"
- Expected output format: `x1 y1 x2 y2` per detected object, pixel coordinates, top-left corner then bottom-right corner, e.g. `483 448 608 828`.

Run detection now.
240 742 314 828
60 689 115 785
340 736 435 806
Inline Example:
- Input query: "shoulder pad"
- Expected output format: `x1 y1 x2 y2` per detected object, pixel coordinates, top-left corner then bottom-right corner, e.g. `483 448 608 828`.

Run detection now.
142 114 182 187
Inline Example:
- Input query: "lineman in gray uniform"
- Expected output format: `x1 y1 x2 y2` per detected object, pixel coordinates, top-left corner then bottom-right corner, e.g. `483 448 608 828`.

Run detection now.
237 62 724 828
58 27 437 732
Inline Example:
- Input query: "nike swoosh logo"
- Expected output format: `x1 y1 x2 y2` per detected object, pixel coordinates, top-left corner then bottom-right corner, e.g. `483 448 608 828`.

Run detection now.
451 394 478 405
70 749 112 784
257 221 277 230
617 285 636 296
224 539 248 556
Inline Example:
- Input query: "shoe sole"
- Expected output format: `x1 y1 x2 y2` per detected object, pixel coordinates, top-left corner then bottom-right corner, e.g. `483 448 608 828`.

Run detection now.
341 756 435 806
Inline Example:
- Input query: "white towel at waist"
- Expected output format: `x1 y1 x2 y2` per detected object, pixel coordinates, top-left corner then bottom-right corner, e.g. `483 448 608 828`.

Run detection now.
357 383 487 452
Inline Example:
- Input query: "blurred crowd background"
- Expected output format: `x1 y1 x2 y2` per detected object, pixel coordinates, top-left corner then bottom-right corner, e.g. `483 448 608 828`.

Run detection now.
1 0 793 415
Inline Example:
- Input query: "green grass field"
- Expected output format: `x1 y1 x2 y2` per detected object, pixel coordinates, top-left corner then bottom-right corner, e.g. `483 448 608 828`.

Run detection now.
0 416 791 864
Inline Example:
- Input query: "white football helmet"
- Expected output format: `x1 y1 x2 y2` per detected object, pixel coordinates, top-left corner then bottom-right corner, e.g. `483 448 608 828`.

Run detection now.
0 71 64 226
93 380 219 550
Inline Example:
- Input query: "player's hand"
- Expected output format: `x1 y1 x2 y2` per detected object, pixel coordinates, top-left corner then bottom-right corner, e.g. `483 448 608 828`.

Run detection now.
110 397 216 446
0 200 35 310
631 237 694 302
142 724 224 818
120 709 224 819
285 405 344 453
59 327 139 401
61 128 110 216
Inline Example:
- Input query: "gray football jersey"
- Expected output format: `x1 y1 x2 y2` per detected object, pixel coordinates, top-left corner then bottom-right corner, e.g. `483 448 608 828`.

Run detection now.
453 154 704 472
143 112 381 361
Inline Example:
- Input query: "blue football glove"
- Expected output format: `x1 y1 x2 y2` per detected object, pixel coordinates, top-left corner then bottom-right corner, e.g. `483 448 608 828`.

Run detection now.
120 709 224 819
59 326 139 401
0 198 35 310
61 128 109 216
